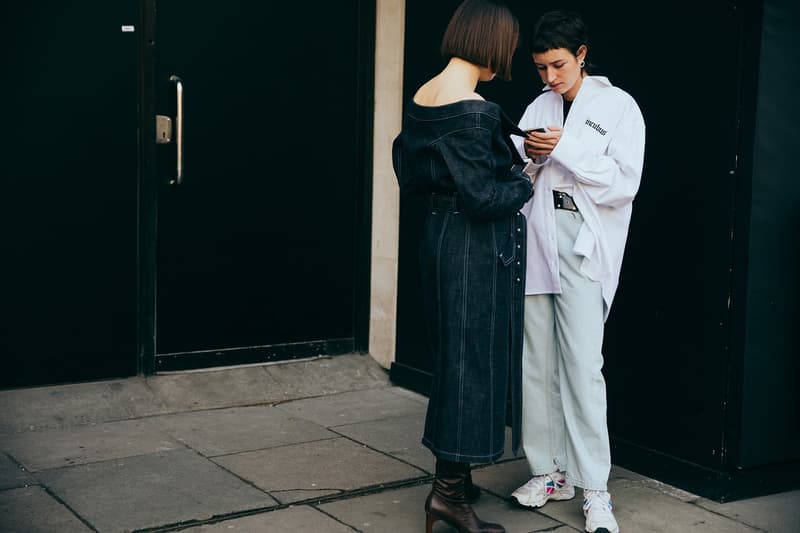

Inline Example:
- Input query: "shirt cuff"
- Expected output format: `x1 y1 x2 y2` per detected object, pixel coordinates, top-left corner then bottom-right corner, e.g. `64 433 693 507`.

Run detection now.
549 130 582 171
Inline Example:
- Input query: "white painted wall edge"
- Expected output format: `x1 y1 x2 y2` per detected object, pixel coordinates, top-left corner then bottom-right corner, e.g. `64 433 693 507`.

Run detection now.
368 0 406 369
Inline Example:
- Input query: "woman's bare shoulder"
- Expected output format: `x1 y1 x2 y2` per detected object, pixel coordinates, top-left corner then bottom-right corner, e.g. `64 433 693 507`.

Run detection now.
413 78 485 107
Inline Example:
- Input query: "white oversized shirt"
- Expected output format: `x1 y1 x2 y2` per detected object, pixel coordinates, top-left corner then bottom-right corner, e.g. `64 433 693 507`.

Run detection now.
513 76 646 320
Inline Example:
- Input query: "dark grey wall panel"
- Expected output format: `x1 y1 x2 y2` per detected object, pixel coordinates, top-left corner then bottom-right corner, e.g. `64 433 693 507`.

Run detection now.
740 0 800 467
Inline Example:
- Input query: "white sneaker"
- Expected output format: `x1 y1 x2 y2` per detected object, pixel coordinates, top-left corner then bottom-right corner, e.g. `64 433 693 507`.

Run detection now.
511 472 575 508
583 490 620 533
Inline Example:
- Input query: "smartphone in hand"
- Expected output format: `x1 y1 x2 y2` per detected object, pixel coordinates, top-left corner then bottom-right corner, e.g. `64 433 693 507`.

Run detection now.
525 127 547 134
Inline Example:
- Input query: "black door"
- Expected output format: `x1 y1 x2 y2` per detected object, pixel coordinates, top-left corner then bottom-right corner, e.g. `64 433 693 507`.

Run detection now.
150 1 372 370
1 1 139 387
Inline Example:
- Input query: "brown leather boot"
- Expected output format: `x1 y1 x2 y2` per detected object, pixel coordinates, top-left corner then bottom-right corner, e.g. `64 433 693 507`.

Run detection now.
464 465 481 502
424 459 504 533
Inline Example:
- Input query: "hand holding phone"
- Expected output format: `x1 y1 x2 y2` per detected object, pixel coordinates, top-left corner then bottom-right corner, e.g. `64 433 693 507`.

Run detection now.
524 126 561 158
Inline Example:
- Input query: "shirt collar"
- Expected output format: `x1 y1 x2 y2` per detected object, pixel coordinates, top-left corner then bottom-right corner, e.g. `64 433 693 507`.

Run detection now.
540 75 613 92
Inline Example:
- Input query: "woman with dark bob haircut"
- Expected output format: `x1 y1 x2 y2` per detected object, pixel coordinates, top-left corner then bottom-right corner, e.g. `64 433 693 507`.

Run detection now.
392 1 534 532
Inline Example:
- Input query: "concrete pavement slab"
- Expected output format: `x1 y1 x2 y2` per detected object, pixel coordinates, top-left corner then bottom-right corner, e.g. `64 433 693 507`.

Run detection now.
473 459 762 532
35 449 276 533
385 386 429 405
275 387 427 427
318 484 435 532
615 478 764 533
0 419 182 472
470 458 536 499
331 414 434 472
492 428 522 463
0 354 389 437
146 354 389 413
0 486 93 533
537 477 761 533
149 404 337 457
333 416 519 475
2 353 795 532
264 353 390 398
179 505 356 532
319 483 563 533
696 489 800 533
144 366 284 412
607 467 800 532
0 452 36 490
213 437 427 504
610 464 651 483
0 378 164 435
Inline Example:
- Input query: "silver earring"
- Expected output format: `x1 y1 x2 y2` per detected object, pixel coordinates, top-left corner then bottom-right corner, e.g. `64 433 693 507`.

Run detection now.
579 60 586 69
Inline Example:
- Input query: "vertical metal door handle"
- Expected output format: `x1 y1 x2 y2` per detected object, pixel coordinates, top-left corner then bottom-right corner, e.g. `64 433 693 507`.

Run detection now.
170 75 184 185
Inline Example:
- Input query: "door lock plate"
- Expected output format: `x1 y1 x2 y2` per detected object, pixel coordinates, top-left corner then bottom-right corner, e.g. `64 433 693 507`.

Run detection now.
156 115 173 144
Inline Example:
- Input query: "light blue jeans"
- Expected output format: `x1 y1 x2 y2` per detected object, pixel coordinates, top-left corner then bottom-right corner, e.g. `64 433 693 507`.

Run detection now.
521 209 610 491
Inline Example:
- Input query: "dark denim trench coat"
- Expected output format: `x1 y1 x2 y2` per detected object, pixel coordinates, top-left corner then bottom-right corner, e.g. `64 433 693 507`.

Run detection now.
392 99 532 463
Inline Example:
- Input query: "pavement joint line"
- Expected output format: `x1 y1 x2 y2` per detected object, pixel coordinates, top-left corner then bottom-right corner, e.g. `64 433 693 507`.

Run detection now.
312 504 364 532
326 427 433 474
322 416 522 477
203 434 342 459
203 434 359 460
1 451 29 472
269 384 394 407
33 479 101 532
130 475 433 532
19 446 195 475
1 426 517 482
0 451 40 492
383 387 429 405
623 477 768 532
140 377 166 409
3 389 393 434
532 524 581 532
685 499 768 532
155 354 333 374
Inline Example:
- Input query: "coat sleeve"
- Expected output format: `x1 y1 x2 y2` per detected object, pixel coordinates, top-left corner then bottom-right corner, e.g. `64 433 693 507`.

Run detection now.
391 132 414 195
513 105 534 159
437 127 533 221
549 98 645 208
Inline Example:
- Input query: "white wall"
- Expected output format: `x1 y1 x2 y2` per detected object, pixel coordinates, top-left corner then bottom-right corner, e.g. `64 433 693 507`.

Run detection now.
368 0 405 368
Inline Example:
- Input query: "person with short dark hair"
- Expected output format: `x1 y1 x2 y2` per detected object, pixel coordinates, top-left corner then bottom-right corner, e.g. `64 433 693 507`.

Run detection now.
392 1 534 532
509 10 646 533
